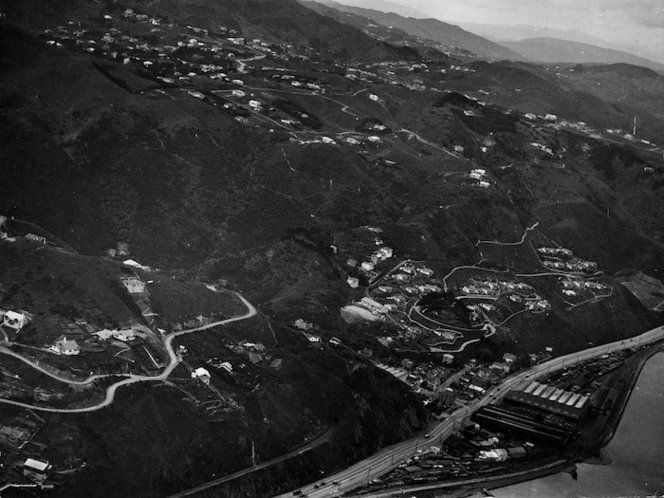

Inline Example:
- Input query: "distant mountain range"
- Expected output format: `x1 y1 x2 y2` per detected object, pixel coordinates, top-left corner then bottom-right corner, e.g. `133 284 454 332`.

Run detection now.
325 0 431 19
460 23 610 46
501 38 664 72
312 0 525 61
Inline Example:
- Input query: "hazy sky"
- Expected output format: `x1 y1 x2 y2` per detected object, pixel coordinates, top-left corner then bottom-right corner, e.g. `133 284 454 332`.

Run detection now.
336 0 664 62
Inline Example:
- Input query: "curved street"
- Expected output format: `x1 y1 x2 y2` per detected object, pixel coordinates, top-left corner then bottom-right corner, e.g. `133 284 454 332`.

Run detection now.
0 293 257 413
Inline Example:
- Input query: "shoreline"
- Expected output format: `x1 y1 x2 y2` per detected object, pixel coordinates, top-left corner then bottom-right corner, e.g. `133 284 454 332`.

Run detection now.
354 342 664 498
475 343 663 496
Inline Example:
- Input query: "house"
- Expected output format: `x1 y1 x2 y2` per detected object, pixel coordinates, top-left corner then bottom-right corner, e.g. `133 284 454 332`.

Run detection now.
0 425 30 448
247 352 262 364
443 353 454 365
503 353 517 364
123 259 150 271
25 233 47 244
293 319 314 331
270 358 282 369
191 367 211 385
347 277 360 289
23 458 52 483
241 342 265 352
50 335 80 356
304 332 321 343
219 361 233 373
361 262 375 272
2 310 28 332
94 329 115 340
360 297 388 314
112 329 136 342
329 337 342 346
375 247 393 259
231 89 246 97
121 276 146 294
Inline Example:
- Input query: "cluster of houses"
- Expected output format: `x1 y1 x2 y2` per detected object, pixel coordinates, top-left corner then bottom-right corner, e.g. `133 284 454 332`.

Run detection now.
537 247 572 258
41 16 241 90
537 246 599 274
458 277 551 316
464 168 490 188
530 142 554 156
542 258 598 273
459 278 534 298
292 319 322 345
379 353 520 411
560 277 610 297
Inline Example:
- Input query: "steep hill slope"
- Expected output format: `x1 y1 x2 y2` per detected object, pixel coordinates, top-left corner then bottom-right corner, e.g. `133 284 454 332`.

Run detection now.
1 0 420 62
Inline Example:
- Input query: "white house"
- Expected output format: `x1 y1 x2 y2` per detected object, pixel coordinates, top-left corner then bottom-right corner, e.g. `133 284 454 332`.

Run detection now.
346 277 360 289
50 335 80 356
123 259 150 271
112 329 136 342
94 329 115 340
23 458 51 483
25 233 47 244
121 276 146 294
361 262 375 272
191 367 211 385
304 332 321 344
2 311 28 332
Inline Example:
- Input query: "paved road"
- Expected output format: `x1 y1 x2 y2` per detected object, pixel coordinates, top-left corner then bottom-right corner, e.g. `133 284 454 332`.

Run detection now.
168 426 335 497
273 324 664 498
397 128 461 158
0 293 257 413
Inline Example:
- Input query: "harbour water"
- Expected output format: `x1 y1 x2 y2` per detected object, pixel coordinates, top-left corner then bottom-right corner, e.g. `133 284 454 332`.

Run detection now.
494 352 664 498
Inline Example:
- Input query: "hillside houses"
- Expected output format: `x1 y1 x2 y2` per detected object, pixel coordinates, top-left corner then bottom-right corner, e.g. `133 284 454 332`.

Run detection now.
1 310 30 332
191 367 211 385
121 276 146 294
94 328 136 342
49 335 80 356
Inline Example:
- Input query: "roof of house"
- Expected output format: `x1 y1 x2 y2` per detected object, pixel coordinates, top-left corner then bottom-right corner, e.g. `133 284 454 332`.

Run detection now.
194 367 210 378
4 310 25 321
24 458 49 471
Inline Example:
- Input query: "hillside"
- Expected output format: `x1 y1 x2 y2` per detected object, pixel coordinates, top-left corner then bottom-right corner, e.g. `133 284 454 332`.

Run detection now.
502 37 664 72
0 1 664 496
302 0 450 60
311 0 525 61
1 0 421 62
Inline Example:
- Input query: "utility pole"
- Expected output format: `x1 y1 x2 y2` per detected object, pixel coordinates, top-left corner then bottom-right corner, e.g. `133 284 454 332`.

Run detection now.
633 115 637 137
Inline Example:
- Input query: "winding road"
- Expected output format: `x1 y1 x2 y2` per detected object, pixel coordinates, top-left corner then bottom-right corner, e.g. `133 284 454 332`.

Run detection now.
0 293 257 413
